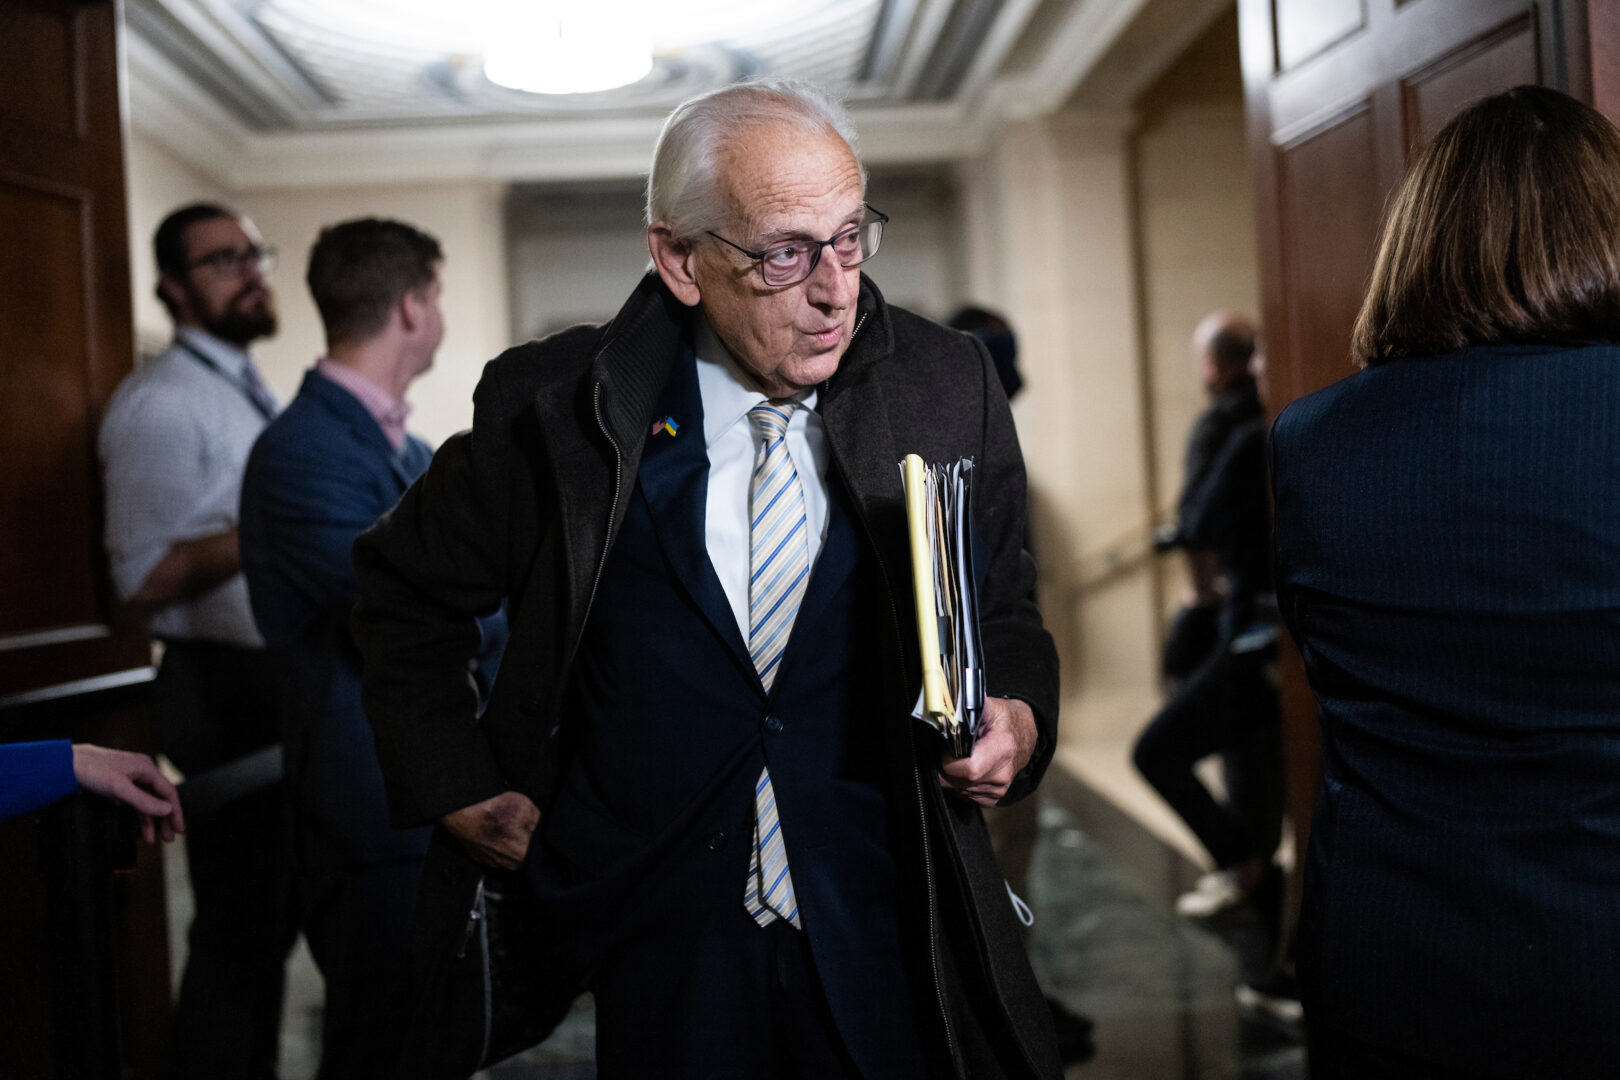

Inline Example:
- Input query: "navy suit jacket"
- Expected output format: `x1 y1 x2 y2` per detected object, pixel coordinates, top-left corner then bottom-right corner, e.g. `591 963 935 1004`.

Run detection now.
1271 343 1620 1075
241 368 502 865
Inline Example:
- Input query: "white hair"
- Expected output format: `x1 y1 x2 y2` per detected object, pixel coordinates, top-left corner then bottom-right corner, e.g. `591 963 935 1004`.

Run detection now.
646 79 866 241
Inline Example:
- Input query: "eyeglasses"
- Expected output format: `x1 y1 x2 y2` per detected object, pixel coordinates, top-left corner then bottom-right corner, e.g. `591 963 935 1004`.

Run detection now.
186 243 277 277
706 205 888 288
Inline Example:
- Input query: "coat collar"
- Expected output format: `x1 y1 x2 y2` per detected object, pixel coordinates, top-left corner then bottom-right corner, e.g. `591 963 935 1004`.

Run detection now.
299 367 420 489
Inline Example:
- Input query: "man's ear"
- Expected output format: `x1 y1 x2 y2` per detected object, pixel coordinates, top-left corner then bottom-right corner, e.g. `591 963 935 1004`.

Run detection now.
156 271 188 319
647 224 702 307
399 286 424 332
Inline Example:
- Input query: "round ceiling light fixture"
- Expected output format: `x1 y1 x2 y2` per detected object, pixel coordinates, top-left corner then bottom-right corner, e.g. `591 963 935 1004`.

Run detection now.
483 7 655 95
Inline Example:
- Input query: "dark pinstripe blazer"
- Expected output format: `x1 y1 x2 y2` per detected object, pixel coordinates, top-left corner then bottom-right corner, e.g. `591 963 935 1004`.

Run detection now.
1271 342 1620 1076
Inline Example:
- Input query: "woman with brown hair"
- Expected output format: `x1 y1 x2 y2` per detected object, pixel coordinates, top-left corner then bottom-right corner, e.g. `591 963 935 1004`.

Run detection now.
1269 85 1620 1078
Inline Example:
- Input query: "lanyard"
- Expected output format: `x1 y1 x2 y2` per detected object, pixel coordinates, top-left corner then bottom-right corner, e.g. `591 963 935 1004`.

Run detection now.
175 339 275 421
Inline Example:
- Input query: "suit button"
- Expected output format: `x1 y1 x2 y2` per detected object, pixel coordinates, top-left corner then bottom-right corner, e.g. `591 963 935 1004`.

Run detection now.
706 831 727 851
763 714 783 734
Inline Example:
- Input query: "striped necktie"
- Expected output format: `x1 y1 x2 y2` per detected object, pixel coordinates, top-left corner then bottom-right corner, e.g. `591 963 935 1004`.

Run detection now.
744 400 808 930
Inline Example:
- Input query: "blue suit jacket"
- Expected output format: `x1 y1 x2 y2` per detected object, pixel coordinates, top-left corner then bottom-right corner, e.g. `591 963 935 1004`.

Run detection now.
241 368 503 865
1271 343 1620 1075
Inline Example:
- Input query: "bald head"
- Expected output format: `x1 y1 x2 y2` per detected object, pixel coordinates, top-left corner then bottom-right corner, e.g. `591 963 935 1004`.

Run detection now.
1193 310 1257 393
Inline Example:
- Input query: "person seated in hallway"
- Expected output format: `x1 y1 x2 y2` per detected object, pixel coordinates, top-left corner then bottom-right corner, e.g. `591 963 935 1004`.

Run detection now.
352 79 1063 1078
946 303 1095 1067
1270 85 1620 1078
1134 312 1282 920
0 741 184 841
239 217 504 1078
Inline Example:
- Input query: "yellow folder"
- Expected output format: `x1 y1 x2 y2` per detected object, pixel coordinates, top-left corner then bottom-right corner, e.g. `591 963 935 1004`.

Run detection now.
901 453 983 756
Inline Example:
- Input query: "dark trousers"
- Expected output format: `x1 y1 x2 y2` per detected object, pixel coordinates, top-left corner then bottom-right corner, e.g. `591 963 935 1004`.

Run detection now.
593 916 871 1080
155 641 298 1080
301 857 419 1080
1134 640 1282 869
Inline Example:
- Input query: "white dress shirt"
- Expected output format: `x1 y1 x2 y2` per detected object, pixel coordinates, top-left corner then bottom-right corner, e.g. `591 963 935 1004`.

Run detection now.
694 316 831 640
98 328 277 647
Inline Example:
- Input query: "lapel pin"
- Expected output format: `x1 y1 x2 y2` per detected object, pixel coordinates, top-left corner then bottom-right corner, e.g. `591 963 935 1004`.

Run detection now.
652 416 679 438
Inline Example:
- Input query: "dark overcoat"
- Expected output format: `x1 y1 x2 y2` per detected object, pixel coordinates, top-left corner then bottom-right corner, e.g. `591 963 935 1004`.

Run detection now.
352 272 1062 1078
1271 342 1620 1076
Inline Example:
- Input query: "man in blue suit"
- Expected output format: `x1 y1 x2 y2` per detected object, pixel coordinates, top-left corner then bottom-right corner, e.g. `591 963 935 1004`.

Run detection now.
239 218 502 1077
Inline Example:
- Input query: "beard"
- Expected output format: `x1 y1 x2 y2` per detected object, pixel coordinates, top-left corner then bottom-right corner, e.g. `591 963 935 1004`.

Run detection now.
201 285 278 346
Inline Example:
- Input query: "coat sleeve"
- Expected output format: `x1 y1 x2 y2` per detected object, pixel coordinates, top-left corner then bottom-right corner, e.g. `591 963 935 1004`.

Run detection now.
351 357 536 826
967 338 1060 805
241 432 392 648
0 741 77 821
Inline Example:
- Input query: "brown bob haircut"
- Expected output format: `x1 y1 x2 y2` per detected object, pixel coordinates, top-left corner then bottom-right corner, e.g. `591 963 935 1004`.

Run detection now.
1352 85 1620 365
306 217 442 347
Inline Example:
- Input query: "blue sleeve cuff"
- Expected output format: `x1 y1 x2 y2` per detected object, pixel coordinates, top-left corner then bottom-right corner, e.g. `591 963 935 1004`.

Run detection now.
0 740 78 821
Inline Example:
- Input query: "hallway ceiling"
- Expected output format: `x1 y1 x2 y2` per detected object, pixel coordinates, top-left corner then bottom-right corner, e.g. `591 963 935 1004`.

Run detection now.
124 0 1232 188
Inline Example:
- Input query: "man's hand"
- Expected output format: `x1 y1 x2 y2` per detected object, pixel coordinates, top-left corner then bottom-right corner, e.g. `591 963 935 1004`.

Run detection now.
442 791 540 870
71 744 186 844
939 696 1039 806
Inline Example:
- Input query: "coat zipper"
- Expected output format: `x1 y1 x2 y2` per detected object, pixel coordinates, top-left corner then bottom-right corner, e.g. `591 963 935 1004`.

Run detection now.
829 307 961 1071
474 381 621 1068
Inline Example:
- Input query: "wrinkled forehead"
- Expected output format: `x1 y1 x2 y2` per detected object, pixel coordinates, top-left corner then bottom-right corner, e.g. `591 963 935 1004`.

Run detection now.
715 121 865 236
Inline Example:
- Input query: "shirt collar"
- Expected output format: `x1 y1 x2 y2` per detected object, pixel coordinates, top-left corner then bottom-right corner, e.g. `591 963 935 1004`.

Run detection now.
693 315 817 448
175 327 251 378
316 357 412 451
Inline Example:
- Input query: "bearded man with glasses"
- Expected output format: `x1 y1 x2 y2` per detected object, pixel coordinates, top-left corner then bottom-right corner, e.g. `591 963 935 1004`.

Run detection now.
355 80 1062 1080
98 203 298 1078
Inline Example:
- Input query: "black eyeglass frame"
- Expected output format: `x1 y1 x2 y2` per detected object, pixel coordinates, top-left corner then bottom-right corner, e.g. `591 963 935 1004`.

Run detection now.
184 243 278 277
706 204 888 287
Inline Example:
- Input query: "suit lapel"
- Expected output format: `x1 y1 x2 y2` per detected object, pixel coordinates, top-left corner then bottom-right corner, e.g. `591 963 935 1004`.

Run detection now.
781 480 859 659
636 346 755 676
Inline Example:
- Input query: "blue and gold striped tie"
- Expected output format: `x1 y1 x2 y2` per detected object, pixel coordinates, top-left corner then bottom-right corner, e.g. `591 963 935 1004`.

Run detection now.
744 401 808 930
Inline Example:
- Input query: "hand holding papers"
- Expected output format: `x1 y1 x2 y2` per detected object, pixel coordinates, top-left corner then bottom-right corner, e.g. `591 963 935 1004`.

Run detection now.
901 454 984 757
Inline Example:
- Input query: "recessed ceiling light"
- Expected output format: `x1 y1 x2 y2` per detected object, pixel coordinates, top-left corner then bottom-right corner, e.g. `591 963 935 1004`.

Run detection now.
483 10 654 96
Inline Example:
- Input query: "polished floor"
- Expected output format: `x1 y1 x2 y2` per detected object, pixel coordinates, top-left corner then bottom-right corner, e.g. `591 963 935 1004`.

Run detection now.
164 783 1305 1079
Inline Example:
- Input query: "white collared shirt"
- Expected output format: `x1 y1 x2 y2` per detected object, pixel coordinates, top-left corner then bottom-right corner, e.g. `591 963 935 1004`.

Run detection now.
694 316 831 640
98 328 278 647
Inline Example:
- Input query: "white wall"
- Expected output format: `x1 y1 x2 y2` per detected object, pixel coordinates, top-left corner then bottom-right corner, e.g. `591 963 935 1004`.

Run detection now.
242 182 509 447
123 130 509 446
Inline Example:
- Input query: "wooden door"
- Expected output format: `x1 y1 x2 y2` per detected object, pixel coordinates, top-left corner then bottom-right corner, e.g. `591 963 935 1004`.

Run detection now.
1236 0 1592 918
0 1 169 1075
1594 0 1620 122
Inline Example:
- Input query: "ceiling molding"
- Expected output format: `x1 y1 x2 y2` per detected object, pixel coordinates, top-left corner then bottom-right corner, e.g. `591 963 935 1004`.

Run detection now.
1066 0 1234 107
131 69 989 191
125 29 248 184
121 0 1228 189
890 0 957 99
954 0 1047 106
132 0 313 122
984 0 1156 120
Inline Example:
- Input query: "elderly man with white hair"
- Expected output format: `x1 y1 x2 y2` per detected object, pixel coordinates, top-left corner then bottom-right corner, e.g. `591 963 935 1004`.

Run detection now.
353 79 1062 1079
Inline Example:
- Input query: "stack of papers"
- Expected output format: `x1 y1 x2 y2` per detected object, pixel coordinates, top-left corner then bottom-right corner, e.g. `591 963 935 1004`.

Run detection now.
901 454 984 757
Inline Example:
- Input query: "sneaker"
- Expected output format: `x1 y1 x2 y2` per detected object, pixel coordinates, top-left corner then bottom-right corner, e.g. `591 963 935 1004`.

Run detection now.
1174 869 1245 917
1235 970 1304 1040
